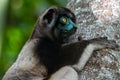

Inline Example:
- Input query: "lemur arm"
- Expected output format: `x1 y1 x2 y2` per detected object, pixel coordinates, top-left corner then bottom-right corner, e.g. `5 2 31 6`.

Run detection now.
62 37 118 71
49 37 118 80
72 37 118 71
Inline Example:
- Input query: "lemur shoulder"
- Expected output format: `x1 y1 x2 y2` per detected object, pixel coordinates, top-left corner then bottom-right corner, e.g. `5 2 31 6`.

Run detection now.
2 6 119 80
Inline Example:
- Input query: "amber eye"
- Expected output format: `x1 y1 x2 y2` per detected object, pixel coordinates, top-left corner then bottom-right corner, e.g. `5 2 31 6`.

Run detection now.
60 17 68 24
62 18 67 23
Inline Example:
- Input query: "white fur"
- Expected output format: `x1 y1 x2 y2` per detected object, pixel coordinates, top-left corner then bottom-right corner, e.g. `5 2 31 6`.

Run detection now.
49 66 78 80
16 39 39 70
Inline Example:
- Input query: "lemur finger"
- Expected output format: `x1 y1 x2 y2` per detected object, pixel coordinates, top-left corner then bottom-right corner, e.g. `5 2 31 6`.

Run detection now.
106 40 119 49
89 37 119 50
90 37 107 41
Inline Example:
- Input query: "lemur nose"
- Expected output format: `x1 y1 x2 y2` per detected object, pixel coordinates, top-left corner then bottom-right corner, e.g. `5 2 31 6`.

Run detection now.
70 20 77 29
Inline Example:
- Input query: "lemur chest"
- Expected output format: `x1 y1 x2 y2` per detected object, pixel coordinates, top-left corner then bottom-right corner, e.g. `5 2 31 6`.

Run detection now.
34 39 61 73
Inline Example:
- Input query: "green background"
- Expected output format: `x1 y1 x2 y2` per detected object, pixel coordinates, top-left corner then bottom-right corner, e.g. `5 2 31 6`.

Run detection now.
0 0 66 79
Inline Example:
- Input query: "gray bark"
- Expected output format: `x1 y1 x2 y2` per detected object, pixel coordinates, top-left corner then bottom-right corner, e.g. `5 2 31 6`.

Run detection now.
67 0 120 80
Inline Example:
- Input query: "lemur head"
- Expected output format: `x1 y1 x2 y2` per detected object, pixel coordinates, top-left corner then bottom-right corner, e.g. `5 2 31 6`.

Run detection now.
31 6 77 43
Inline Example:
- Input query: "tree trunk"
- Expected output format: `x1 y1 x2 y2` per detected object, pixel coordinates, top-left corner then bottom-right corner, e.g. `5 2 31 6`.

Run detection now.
67 0 120 80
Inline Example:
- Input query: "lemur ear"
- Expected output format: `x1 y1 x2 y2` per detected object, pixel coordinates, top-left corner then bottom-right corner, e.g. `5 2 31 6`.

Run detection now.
41 8 57 27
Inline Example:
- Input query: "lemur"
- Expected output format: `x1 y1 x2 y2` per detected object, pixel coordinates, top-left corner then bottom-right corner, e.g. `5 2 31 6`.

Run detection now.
2 6 118 80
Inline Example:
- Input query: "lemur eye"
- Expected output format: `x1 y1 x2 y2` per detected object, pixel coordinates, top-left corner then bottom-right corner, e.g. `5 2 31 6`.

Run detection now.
60 17 67 24
62 18 67 23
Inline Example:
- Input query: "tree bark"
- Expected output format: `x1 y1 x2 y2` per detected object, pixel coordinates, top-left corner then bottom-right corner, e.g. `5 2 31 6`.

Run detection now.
67 0 120 80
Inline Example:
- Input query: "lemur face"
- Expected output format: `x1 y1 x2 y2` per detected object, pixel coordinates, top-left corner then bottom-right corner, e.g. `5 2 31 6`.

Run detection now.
32 6 77 43
58 16 77 32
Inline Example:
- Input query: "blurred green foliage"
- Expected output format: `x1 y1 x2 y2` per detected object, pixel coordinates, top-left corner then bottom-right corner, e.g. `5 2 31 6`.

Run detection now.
0 0 66 79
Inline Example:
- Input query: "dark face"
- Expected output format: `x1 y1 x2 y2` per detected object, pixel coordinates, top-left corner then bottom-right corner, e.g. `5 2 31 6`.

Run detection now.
32 6 77 43
54 15 77 43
